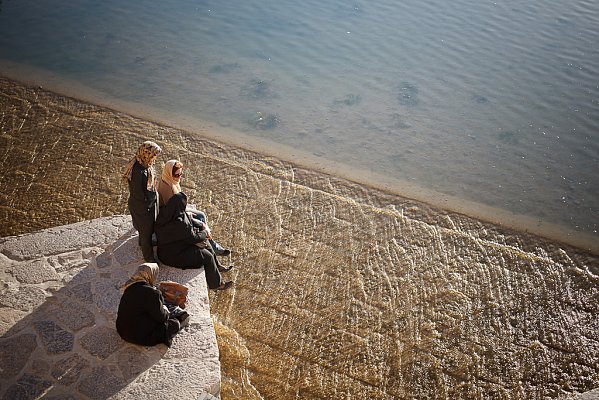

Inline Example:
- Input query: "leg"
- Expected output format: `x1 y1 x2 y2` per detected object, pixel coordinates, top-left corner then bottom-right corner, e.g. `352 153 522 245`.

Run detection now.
131 207 156 262
144 318 179 347
198 248 223 289
190 213 228 255
164 318 181 347
138 217 156 262
196 211 207 223
206 246 233 272
205 246 221 268
210 239 228 255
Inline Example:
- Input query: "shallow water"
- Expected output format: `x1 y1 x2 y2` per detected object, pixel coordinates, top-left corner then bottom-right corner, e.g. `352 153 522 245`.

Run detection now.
0 0 598 243
0 79 597 399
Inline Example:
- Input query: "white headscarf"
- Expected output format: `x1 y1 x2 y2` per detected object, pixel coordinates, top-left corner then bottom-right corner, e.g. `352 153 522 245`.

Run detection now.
158 159 183 206
121 263 159 292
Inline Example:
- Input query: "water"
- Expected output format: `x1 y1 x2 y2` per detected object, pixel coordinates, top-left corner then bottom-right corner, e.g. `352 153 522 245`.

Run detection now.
1 79 597 398
2 3 599 397
1 0 598 241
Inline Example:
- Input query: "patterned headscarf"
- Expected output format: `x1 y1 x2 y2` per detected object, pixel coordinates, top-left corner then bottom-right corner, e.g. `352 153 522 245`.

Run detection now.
121 263 159 292
157 159 183 206
122 141 162 191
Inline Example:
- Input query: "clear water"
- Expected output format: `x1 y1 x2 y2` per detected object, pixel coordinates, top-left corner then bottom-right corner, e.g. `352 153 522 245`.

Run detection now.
1 0 598 241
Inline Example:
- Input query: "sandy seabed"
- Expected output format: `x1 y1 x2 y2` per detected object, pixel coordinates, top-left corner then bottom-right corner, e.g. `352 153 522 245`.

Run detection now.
0 77 597 399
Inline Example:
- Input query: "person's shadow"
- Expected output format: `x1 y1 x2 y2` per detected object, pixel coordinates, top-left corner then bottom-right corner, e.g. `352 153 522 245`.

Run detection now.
0 218 217 399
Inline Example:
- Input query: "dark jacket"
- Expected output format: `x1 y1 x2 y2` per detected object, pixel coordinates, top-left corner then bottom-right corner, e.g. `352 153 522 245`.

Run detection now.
116 281 170 346
155 193 208 268
128 161 157 214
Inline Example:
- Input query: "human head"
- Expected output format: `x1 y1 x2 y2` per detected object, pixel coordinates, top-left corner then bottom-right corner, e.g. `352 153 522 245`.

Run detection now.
136 141 162 168
162 159 184 184
172 161 183 182
134 262 159 286
121 262 159 292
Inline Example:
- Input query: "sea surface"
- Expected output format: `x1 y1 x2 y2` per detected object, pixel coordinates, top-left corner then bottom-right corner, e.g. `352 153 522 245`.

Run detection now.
1 0 598 244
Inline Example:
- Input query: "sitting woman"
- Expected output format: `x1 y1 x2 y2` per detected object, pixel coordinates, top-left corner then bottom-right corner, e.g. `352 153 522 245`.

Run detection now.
116 263 187 347
157 159 231 256
155 192 233 290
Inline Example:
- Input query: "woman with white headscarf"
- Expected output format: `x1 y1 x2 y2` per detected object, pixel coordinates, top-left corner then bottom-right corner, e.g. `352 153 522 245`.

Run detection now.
116 263 186 347
123 141 162 262
157 159 231 256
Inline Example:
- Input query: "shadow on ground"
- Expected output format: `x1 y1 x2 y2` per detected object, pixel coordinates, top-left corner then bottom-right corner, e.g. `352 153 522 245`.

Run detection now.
0 217 217 399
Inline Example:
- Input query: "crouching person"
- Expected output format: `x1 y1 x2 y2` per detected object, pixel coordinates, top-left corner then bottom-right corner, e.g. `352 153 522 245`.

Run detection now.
116 263 188 347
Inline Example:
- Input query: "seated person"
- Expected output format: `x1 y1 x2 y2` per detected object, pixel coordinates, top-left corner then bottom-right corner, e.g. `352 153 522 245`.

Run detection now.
157 159 230 256
116 263 188 347
155 192 233 290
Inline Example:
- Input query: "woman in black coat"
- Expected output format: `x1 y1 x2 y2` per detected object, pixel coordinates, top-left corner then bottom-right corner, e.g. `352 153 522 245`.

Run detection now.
116 263 182 347
122 141 162 262
155 192 233 290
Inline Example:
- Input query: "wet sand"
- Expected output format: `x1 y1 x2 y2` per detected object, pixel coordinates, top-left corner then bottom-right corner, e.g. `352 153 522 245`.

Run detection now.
1 77 598 399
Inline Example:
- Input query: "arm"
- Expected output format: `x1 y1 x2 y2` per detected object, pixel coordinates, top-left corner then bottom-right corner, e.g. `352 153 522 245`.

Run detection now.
143 286 169 322
129 164 156 211
189 224 208 244
157 217 207 245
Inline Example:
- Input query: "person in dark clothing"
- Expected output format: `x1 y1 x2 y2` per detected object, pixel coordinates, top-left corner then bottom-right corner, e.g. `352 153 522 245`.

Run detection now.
116 263 186 347
157 159 231 256
122 141 162 262
155 192 233 291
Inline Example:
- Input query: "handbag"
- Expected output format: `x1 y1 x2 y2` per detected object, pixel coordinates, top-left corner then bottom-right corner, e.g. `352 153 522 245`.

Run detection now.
159 280 189 309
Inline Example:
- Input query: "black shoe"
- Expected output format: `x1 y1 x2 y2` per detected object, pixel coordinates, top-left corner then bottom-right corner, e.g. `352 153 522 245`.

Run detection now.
179 314 190 329
218 265 234 272
213 281 233 291
215 248 231 257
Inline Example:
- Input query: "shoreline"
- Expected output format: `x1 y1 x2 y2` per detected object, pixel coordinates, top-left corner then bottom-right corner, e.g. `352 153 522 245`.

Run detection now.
0 61 596 254
2 70 598 398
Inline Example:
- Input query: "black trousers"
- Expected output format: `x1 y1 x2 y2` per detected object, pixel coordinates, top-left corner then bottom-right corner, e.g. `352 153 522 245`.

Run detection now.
130 205 156 262
157 245 223 289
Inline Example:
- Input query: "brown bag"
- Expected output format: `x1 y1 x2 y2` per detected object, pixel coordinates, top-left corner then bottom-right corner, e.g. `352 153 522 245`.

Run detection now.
159 280 189 309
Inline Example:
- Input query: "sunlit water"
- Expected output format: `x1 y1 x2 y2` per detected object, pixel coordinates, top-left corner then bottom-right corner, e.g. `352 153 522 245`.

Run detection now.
1 0 598 242
1 77 598 399
1 2 599 397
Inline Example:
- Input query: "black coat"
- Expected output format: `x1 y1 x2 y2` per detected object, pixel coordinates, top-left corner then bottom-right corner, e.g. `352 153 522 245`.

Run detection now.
155 193 223 288
128 161 157 214
116 281 170 346
155 193 208 268
127 161 157 261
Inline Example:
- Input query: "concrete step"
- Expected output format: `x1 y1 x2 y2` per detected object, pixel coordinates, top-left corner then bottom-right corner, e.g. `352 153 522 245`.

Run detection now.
0 216 221 399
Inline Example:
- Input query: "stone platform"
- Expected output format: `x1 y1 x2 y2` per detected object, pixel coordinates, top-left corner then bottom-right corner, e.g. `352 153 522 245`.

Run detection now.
0 216 220 399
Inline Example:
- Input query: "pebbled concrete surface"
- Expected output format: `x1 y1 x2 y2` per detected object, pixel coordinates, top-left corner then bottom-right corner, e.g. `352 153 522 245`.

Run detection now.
0 215 220 399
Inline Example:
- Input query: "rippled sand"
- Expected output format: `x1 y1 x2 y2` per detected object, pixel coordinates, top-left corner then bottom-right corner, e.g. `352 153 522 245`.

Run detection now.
1 77 597 399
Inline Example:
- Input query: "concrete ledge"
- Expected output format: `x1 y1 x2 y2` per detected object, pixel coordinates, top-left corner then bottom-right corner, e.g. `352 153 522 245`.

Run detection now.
572 389 599 400
0 216 221 399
